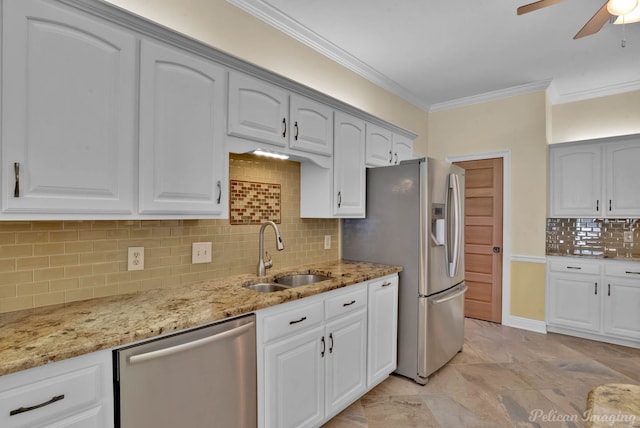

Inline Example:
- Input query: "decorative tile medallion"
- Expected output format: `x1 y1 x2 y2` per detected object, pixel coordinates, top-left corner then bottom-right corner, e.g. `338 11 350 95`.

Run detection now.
230 180 281 225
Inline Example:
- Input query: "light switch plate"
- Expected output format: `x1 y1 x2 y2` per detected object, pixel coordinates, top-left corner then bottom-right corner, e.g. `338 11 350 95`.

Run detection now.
192 242 212 264
128 247 144 271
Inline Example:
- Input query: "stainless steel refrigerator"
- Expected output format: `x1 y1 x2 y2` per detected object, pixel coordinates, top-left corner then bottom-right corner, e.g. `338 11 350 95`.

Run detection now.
342 157 466 385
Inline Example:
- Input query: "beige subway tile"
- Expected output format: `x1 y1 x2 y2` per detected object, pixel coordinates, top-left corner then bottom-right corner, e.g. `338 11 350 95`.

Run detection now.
80 275 106 288
65 288 94 303
0 233 16 245
94 241 118 252
0 284 16 299
116 281 141 294
50 278 79 292
149 247 171 257
16 231 49 244
17 281 49 296
79 230 107 241
162 275 181 288
140 278 162 291
93 284 118 298
92 262 119 275
49 230 79 242
130 228 153 239
34 292 64 308
130 269 154 280
63 220 92 230
65 265 93 278
17 256 49 271
0 271 33 286
0 245 33 258
106 229 129 240
107 272 131 284
79 253 106 264
0 295 33 313
151 228 172 237
0 222 32 232
160 237 181 247
91 221 118 229
0 259 16 273
34 243 65 256
34 267 65 282
50 254 79 267
65 241 94 254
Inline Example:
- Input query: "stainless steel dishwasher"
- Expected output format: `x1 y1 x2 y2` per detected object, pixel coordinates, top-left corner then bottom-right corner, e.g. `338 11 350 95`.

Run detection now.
114 314 256 428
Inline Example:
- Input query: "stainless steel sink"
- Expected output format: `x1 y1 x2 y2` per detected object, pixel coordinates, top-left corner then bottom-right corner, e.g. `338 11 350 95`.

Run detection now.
244 283 290 293
274 274 331 287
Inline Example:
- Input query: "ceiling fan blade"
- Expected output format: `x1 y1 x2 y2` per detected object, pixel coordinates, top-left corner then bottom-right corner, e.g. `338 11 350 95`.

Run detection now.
517 0 565 15
574 3 612 39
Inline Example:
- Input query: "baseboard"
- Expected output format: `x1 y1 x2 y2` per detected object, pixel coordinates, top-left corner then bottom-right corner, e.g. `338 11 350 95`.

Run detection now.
503 315 547 334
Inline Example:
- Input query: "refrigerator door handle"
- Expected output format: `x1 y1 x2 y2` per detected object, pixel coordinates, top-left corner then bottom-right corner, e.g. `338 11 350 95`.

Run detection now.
447 173 463 277
430 284 468 304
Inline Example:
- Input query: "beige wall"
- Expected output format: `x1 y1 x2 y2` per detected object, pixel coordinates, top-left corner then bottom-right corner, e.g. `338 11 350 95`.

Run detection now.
0 155 338 314
105 0 429 155
551 90 640 143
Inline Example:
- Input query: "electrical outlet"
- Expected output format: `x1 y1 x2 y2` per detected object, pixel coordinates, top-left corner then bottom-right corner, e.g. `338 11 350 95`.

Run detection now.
624 231 634 243
324 235 331 250
192 242 212 264
128 247 144 271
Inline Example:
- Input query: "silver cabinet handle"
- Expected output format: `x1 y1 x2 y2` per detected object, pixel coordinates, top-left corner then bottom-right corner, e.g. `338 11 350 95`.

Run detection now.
216 180 222 204
342 300 356 307
129 322 254 365
10 394 65 416
13 162 20 197
329 333 334 354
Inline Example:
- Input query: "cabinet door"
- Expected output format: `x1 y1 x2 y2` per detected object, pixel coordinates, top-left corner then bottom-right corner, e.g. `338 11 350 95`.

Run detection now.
324 310 367 420
367 276 398 388
290 95 333 157
604 139 640 217
603 278 640 341
547 273 601 333
139 40 227 215
264 326 325 428
228 72 288 148
334 112 366 217
392 134 414 165
365 123 392 167
549 144 601 217
2 0 136 214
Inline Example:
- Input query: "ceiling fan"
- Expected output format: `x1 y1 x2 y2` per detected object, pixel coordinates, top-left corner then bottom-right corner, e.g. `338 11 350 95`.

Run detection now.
517 0 640 39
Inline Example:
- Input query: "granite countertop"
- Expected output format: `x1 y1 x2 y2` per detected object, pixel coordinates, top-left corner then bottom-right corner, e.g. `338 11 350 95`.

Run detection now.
0 260 402 377
585 384 640 427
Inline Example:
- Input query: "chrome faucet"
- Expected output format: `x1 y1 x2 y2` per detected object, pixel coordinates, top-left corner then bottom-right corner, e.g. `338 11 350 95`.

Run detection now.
257 221 284 276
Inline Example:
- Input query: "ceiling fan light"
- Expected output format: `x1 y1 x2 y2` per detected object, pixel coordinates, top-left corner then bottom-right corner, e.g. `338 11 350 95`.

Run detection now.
607 0 639 16
613 3 640 23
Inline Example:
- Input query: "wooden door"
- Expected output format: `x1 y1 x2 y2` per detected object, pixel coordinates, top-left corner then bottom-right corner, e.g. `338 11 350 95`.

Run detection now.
454 158 503 323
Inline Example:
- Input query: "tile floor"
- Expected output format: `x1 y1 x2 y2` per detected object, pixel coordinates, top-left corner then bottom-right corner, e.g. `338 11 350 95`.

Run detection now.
322 318 640 428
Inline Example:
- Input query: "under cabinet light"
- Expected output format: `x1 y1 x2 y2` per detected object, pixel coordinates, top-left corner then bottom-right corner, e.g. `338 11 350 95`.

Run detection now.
252 149 289 160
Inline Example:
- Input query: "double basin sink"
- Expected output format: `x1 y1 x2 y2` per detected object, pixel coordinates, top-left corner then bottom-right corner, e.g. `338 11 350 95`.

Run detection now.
245 274 331 292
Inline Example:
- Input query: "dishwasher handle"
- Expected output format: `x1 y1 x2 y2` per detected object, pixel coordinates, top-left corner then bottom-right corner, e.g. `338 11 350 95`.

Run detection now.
128 321 254 365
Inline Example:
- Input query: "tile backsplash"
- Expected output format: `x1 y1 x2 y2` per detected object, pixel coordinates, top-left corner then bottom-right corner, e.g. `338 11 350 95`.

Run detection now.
546 218 639 258
0 154 339 314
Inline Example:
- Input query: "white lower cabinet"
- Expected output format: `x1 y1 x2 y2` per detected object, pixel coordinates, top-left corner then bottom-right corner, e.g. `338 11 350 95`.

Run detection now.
257 274 398 428
546 256 640 347
0 351 113 428
367 275 399 388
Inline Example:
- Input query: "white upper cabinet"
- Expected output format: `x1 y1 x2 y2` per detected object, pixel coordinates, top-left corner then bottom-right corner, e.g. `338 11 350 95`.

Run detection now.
138 39 227 216
604 138 640 217
365 124 414 167
2 0 136 215
549 143 602 217
289 95 333 157
549 135 640 218
333 112 366 217
227 72 289 148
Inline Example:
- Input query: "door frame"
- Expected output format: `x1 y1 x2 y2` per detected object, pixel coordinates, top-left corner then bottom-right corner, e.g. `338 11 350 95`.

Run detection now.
446 150 512 327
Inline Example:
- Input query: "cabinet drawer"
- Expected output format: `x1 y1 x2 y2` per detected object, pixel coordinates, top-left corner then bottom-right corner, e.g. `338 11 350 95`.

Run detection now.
325 284 367 321
262 300 324 343
548 258 601 275
605 261 640 278
0 360 104 428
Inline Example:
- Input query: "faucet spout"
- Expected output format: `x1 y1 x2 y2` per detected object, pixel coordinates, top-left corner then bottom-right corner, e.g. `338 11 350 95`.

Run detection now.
257 221 284 276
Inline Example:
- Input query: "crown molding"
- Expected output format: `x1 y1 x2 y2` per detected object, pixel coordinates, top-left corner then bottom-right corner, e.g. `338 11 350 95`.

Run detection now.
547 79 640 105
227 0 430 111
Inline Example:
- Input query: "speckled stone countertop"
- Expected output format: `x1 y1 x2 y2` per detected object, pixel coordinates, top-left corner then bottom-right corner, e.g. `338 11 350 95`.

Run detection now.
585 384 640 427
0 260 401 377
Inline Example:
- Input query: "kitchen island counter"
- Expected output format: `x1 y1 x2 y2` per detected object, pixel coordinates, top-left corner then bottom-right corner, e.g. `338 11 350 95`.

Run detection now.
0 260 401 376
